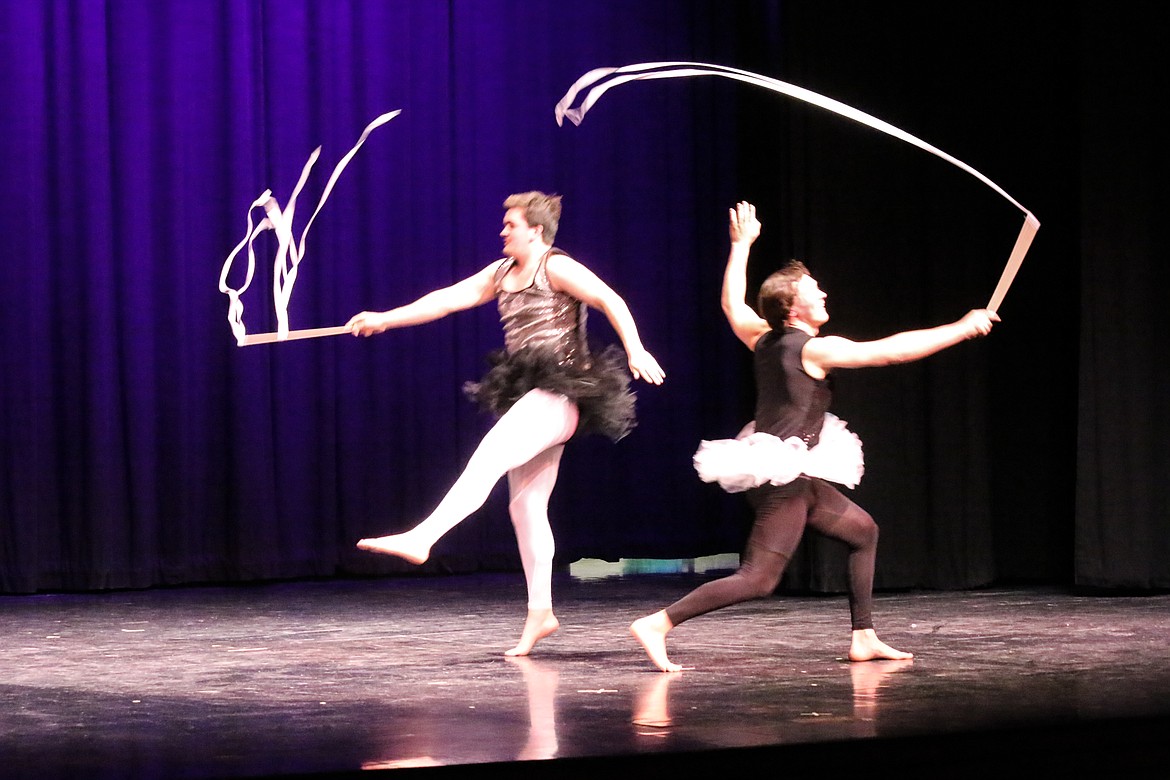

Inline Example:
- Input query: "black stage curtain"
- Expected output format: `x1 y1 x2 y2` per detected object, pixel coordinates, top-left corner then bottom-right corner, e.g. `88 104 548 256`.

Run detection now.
731 4 1081 592
1 3 1164 595
1074 8 1170 589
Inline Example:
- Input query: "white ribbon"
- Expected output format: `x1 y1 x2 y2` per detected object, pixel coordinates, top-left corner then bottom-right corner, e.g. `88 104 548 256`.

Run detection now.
219 109 401 346
555 62 1038 312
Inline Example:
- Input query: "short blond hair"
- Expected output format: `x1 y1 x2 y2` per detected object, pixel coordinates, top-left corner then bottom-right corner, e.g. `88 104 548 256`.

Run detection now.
504 191 562 244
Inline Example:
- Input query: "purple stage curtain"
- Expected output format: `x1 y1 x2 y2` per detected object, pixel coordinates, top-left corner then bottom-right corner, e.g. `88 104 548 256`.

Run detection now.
0 0 745 592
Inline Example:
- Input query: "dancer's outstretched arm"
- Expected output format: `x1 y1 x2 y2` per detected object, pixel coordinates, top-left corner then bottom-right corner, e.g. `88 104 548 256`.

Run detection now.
545 255 665 385
804 309 998 374
346 261 502 336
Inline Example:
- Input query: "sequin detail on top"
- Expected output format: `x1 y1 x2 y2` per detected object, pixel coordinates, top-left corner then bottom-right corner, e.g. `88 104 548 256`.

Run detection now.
495 250 589 366
463 250 637 441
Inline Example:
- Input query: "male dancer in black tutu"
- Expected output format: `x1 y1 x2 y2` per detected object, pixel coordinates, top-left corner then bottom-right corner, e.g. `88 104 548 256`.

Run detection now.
631 202 997 672
347 191 664 656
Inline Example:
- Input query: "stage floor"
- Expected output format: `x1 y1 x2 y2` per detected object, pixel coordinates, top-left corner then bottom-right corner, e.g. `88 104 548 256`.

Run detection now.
2 573 1169 778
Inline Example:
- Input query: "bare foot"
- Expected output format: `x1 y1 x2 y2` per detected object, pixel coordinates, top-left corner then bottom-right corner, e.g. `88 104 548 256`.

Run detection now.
849 628 914 661
630 611 683 673
504 608 560 656
355 533 430 565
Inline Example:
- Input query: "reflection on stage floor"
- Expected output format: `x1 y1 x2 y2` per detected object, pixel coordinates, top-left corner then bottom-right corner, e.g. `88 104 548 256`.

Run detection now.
2 572 1168 778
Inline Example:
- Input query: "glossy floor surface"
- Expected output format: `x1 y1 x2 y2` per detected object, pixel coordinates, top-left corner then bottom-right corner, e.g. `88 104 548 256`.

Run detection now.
3 573 1169 779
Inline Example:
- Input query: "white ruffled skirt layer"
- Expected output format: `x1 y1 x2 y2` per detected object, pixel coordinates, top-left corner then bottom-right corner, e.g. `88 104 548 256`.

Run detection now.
692 413 864 493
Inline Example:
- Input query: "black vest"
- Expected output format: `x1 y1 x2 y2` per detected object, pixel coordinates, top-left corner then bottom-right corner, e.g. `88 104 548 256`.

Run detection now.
753 327 832 446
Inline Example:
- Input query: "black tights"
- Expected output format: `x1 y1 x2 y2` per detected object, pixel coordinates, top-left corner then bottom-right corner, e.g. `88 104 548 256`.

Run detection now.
664 478 879 631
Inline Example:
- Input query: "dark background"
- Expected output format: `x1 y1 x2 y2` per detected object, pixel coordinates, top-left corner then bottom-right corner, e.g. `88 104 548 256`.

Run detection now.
1 2 1165 594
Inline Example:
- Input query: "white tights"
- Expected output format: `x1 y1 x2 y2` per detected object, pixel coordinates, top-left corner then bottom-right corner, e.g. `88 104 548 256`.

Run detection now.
406 388 579 610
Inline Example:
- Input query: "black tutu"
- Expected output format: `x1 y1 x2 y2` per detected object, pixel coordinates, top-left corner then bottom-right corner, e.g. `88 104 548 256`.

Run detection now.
463 344 636 441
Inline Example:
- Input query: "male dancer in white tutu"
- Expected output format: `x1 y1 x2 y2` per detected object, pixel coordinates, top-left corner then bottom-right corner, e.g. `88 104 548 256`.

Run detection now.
631 201 997 672
347 191 664 656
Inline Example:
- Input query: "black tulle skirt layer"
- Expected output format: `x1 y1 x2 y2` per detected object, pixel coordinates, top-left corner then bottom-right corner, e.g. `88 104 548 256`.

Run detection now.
463 345 636 441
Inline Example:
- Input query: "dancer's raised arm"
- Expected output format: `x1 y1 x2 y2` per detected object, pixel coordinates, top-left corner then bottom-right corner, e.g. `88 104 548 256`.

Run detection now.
722 202 770 351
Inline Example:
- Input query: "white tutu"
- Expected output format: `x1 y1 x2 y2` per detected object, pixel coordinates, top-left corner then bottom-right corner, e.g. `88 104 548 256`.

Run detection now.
692 413 864 493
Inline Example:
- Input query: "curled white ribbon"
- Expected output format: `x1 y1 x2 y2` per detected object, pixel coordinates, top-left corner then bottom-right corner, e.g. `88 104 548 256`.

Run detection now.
555 62 1038 312
219 109 401 346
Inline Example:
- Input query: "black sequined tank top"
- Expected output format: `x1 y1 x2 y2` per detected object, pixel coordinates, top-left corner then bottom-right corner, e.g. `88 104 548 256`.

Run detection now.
493 249 589 366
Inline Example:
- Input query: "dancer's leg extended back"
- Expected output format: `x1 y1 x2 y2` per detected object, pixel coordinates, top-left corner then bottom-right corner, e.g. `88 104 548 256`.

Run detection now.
664 481 814 625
